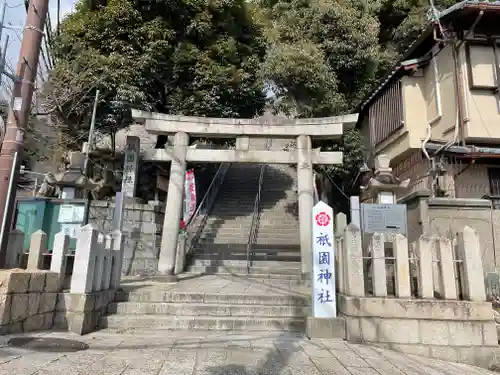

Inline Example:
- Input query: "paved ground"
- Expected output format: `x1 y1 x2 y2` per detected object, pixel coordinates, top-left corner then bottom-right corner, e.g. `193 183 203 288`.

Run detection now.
0 330 496 375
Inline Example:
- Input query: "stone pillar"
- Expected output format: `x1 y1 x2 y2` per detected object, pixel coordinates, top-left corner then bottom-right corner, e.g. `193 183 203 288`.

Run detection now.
343 223 365 296
457 226 486 302
110 230 124 289
122 136 140 198
335 213 347 294
93 234 105 292
437 237 457 300
417 235 434 298
371 232 387 297
27 230 47 270
51 231 69 290
6 229 24 268
101 234 113 291
349 196 361 229
71 224 98 294
394 233 411 298
158 131 189 277
296 134 313 278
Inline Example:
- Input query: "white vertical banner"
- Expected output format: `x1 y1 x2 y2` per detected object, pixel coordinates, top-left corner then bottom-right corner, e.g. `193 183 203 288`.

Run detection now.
312 201 337 318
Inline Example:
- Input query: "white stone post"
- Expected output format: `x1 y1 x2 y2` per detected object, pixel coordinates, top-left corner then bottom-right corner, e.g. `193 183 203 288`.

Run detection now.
297 134 313 278
394 233 411 298
343 223 365 296
416 235 434 299
70 224 99 294
110 230 125 289
349 196 361 229
93 233 105 292
158 131 189 278
371 232 387 297
51 231 69 290
101 234 113 291
27 229 47 270
437 237 458 300
6 229 24 268
335 213 347 294
457 226 486 302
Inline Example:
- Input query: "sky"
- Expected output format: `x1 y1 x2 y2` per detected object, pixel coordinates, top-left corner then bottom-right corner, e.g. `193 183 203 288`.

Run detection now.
3 0 77 79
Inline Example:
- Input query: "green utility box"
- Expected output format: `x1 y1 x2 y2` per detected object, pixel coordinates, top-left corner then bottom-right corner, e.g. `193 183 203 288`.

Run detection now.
14 198 87 253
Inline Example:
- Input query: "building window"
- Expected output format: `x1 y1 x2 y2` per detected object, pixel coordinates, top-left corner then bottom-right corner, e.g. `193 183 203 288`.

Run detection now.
368 80 404 147
466 43 499 90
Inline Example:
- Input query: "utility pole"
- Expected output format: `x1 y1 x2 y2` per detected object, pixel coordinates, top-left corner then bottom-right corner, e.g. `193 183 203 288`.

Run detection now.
82 90 99 225
0 0 50 267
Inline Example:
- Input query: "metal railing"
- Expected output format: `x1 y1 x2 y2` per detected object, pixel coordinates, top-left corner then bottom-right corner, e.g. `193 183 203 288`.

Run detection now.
183 162 230 256
246 138 272 273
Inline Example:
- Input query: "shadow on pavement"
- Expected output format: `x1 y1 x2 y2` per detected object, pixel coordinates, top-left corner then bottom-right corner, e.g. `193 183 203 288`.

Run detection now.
7 337 89 353
202 329 303 375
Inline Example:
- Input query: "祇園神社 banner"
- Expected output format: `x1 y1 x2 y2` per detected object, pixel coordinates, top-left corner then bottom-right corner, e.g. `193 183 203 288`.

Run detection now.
311 201 337 318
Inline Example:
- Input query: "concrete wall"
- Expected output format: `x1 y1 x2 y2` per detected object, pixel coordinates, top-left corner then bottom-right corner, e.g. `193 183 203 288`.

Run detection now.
89 201 164 276
400 193 500 273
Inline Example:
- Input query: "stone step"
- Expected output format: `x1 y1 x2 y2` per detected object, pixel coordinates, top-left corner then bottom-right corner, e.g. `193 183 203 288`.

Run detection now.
191 254 301 262
204 220 298 227
185 265 301 275
193 247 301 255
191 259 301 267
115 290 308 305
107 302 306 317
199 234 300 242
193 244 300 252
198 235 300 243
99 315 305 332
184 271 302 280
199 228 299 235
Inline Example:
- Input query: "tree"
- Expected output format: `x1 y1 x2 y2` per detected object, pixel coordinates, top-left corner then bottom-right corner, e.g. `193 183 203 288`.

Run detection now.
44 0 267 153
258 0 462 207
376 0 460 55
260 0 388 117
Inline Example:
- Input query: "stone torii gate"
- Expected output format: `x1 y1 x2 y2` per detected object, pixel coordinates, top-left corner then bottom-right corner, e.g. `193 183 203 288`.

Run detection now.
132 109 358 279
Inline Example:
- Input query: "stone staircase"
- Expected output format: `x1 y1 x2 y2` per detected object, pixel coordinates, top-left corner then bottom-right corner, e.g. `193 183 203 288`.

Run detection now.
100 137 308 333
185 142 301 277
100 276 308 332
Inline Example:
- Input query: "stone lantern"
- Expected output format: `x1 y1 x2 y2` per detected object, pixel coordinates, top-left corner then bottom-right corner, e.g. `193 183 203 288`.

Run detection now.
361 154 410 204
36 152 98 199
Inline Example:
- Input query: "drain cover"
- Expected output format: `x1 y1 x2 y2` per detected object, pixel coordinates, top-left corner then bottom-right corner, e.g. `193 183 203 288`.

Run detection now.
8 337 89 352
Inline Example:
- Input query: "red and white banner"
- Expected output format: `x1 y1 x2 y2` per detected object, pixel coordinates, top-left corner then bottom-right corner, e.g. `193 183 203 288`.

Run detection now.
313 172 319 203
183 169 197 223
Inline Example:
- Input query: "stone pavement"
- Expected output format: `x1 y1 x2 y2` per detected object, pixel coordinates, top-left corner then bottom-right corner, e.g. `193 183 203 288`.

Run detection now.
0 329 496 375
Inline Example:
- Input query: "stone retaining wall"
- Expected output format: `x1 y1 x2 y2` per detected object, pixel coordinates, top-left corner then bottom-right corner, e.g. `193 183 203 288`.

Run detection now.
339 295 497 367
334 217 498 369
89 201 164 276
0 269 59 334
53 291 116 335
